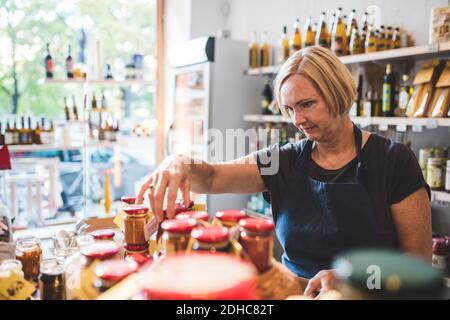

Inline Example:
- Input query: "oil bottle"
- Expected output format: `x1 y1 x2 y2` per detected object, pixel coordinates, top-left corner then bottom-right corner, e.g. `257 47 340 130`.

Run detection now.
316 12 331 48
331 8 348 56
249 31 258 68
277 26 290 64
303 17 316 47
290 19 302 55
365 26 378 53
260 32 270 67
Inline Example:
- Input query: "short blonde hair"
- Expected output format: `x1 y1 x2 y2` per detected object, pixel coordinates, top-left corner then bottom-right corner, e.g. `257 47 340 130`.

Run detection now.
274 46 357 117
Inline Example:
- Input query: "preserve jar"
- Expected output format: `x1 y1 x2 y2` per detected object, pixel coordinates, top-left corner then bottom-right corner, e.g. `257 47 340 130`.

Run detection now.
427 158 444 190
0 259 24 279
238 217 275 273
121 196 136 205
176 210 209 222
15 237 42 282
141 252 258 300
90 229 116 242
215 210 247 228
39 258 66 300
123 204 149 247
191 226 230 253
93 260 138 293
125 252 153 267
160 218 197 254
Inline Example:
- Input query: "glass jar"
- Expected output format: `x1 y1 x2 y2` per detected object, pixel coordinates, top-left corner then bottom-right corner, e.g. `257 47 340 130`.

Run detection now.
427 158 444 190
0 259 24 279
419 148 432 180
191 226 231 253
39 258 66 300
160 218 197 254
176 211 209 223
121 196 136 205
445 160 450 193
238 217 275 273
123 204 149 247
432 238 447 271
93 260 138 293
125 252 153 267
15 237 42 282
90 229 116 242
214 210 247 228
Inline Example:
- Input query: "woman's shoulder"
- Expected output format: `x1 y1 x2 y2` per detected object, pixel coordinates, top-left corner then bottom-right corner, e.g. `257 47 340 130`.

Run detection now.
363 133 417 164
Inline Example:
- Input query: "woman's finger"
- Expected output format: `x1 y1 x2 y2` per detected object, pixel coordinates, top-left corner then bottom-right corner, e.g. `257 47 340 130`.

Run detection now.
304 277 321 297
136 176 154 204
181 180 191 208
165 173 183 219
153 172 170 222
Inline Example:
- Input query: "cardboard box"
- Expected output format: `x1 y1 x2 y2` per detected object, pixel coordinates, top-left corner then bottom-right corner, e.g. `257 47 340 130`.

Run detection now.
430 6 450 44
428 60 450 117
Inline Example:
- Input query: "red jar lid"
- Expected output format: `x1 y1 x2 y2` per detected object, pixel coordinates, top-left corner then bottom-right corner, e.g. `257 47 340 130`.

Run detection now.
161 218 197 233
191 226 229 243
90 229 116 240
239 217 274 233
124 204 149 215
121 196 136 204
432 238 448 255
125 253 153 266
80 241 120 260
215 210 247 223
94 260 139 281
124 243 149 252
142 252 257 300
176 211 209 222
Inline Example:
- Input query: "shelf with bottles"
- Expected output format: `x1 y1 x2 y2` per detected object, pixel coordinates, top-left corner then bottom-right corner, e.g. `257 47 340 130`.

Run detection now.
43 78 155 87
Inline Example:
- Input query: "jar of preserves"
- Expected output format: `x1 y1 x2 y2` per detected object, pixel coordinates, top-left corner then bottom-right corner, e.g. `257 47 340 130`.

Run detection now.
93 260 138 293
215 210 247 228
15 237 42 282
160 218 197 254
80 241 121 262
0 259 24 279
142 252 257 300
176 211 209 223
191 226 231 253
427 158 444 190
419 148 432 180
90 229 116 242
125 252 153 267
432 238 447 271
121 196 136 205
123 204 149 247
39 258 66 300
238 217 275 273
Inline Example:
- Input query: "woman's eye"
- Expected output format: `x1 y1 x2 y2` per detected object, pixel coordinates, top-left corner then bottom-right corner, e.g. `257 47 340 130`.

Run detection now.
302 101 313 108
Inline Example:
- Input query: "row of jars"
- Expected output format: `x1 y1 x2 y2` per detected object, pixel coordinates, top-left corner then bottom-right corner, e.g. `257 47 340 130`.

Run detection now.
419 147 450 191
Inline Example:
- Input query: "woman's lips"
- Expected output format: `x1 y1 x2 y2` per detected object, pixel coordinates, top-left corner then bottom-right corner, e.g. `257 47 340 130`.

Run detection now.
301 125 317 133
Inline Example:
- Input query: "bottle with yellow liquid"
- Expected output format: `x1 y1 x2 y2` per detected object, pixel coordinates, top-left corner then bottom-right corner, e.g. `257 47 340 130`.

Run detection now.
349 26 362 55
346 9 358 45
386 26 393 50
303 17 316 47
103 172 111 215
290 19 302 55
249 31 258 68
331 8 348 56
316 12 330 48
377 25 387 51
329 13 336 36
392 27 401 49
277 26 290 64
365 26 378 53
259 32 270 67
360 11 369 49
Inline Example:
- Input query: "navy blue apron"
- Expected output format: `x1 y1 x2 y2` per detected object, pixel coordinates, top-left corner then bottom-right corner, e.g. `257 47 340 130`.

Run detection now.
276 124 382 278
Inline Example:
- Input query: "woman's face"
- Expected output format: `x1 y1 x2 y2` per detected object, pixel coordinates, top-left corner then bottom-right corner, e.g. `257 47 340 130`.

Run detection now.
280 74 343 142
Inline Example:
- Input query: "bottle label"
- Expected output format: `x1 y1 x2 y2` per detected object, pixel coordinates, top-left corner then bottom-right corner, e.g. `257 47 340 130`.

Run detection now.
399 90 410 110
382 83 391 113
46 59 53 72
427 165 443 189
261 99 269 109
67 60 74 73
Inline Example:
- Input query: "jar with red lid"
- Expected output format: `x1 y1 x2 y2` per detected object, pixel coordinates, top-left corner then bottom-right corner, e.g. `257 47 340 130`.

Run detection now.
90 229 116 242
176 211 209 223
80 241 121 263
123 204 149 247
432 238 447 271
121 196 136 205
191 226 231 253
238 217 275 273
125 252 153 267
141 252 257 300
93 260 139 293
163 200 195 217
215 210 247 228
160 218 197 254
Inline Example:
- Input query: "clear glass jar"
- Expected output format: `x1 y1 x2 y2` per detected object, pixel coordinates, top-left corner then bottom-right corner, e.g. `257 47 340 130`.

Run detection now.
39 258 66 300
427 158 444 190
93 260 138 293
215 210 247 228
238 217 275 274
15 237 42 282
0 259 24 278
123 205 149 247
160 218 196 255
191 226 231 253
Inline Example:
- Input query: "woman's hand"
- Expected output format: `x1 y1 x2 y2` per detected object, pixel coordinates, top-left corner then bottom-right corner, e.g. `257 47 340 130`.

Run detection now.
136 154 192 222
304 269 337 299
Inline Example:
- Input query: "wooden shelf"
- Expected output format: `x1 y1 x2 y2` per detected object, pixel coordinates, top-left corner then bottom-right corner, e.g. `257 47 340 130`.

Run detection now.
44 78 155 87
244 41 450 76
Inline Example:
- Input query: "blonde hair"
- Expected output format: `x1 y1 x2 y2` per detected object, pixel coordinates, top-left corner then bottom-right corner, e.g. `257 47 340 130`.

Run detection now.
274 46 357 117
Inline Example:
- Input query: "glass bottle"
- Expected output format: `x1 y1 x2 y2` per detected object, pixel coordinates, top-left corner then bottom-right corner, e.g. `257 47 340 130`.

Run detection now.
303 17 315 47
66 44 74 79
346 9 358 45
349 26 362 55
331 7 348 56
365 26 378 53
382 64 396 117
277 26 290 64
290 18 302 55
259 32 270 67
249 31 258 68
45 43 53 78
377 25 387 51
316 12 330 48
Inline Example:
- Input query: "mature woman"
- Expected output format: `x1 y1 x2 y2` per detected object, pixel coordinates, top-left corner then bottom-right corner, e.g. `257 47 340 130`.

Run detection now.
137 46 431 298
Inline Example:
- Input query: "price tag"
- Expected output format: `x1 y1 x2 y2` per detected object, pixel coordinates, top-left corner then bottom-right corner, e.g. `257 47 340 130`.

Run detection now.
143 218 159 242
426 118 438 129
396 124 407 132
0 273 36 300
428 42 440 53
412 125 423 132
378 124 389 131
113 209 126 232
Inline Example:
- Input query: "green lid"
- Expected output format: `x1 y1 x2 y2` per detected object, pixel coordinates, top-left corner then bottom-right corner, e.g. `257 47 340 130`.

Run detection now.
332 249 444 299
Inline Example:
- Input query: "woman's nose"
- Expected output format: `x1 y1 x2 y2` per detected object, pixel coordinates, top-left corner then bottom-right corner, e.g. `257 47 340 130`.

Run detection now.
292 110 306 127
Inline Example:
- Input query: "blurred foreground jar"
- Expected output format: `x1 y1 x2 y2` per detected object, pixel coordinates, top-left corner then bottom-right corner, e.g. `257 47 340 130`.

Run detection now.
176 211 209 223
15 237 42 282
90 229 116 242
93 260 138 293
191 226 231 253
160 218 197 254
238 217 275 273
332 249 444 299
215 210 247 228
0 259 24 279
123 205 149 247
39 258 66 300
142 252 258 299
